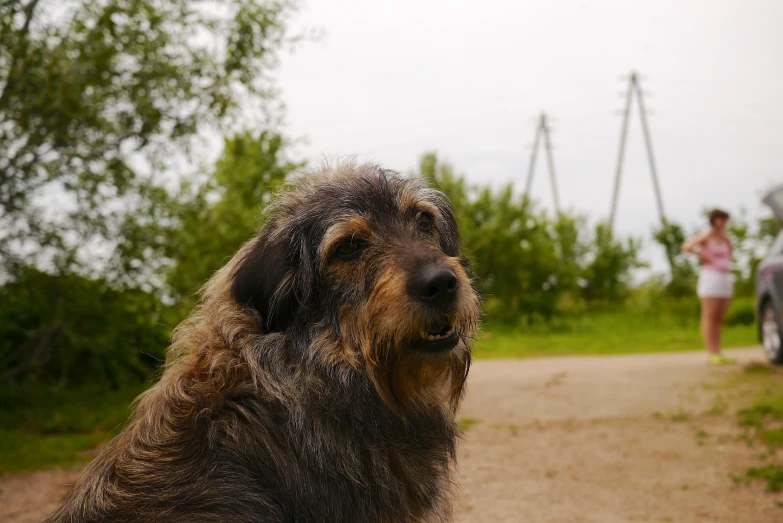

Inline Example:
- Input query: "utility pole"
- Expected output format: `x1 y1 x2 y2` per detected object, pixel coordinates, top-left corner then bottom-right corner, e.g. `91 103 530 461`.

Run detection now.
609 72 666 230
524 112 561 215
636 80 666 226
541 113 561 214
610 71 676 273
523 119 542 198
609 76 635 230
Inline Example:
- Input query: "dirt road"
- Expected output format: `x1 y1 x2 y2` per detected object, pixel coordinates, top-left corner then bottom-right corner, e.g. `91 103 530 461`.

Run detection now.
2 348 781 522
455 348 781 522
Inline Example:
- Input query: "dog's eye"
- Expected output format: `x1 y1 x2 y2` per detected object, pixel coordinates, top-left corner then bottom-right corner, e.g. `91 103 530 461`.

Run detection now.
334 239 366 261
416 211 435 233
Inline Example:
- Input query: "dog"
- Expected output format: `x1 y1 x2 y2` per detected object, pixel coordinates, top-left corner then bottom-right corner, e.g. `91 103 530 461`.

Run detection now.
45 162 481 523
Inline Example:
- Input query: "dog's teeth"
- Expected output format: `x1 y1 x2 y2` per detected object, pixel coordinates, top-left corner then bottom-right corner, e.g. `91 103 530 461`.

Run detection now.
423 328 457 343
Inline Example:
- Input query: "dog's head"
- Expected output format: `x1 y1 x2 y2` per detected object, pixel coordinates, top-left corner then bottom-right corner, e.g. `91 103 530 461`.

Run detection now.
231 162 480 414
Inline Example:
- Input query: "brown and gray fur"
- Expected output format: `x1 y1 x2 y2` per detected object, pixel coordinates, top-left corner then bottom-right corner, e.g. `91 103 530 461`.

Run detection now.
45 162 481 523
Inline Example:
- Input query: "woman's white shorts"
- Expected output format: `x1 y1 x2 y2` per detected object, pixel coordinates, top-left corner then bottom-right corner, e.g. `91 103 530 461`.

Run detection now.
697 269 734 299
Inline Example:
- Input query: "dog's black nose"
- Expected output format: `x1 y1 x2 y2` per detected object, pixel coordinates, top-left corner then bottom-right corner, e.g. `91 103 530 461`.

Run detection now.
409 266 458 307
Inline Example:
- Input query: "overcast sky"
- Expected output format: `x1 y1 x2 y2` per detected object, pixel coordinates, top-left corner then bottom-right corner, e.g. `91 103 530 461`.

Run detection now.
275 0 783 270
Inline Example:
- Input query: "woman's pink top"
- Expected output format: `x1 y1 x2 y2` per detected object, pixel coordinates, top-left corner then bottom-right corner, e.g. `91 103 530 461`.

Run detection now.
701 238 731 272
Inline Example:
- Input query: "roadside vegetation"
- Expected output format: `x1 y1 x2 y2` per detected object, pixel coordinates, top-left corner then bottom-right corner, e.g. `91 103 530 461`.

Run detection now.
0 385 146 474
476 295 757 358
737 382 783 492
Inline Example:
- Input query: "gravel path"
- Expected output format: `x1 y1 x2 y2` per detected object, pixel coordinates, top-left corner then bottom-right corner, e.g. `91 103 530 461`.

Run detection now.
2 347 781 522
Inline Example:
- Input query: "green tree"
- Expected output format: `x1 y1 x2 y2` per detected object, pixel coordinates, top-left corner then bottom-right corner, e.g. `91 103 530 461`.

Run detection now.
0 0 297 279
652 220 697 298
0 266 172 387
419 153 585 322
419 152 645 318
554 212 588 295
727 208 782 297
165 131 300 305
582 223 644 302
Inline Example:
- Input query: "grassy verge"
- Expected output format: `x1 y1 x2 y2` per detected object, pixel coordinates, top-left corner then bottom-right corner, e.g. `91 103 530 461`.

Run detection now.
738 384 783 492
0 384 146 474
475 299 757 359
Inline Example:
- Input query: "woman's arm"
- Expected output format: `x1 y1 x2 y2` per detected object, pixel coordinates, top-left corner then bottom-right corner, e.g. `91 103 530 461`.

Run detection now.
681 230 710 253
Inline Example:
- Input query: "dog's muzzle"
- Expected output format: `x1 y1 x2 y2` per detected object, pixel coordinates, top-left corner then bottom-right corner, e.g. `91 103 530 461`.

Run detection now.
408 264 460 352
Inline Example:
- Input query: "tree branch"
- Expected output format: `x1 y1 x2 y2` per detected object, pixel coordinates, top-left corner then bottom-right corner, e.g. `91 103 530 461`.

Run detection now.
0 0 41 108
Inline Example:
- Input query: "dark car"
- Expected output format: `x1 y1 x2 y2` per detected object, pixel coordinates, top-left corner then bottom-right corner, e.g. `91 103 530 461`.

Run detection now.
756 183 783 365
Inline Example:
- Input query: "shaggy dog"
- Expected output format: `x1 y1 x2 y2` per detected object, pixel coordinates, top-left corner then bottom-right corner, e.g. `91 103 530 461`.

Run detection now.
45 163 481 523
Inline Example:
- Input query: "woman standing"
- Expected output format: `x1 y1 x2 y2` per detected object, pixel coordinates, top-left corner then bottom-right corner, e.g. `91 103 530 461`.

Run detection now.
682 209 734 364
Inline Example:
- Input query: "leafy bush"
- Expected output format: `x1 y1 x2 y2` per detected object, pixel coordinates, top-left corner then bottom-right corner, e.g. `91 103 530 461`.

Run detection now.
417 153 643 322
652 221 698 298
419 154 570 321
0 383 145 473
165 131 299 304
0 131 296 387
725 301 756 326
580 223 644 303
0 268 172 387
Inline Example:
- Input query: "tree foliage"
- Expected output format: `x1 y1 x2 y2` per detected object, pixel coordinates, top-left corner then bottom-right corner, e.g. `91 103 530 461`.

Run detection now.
165 131 299 304
727 208 782 296
417 153 643 322
0 0 297 277
0 0 299 386
0 131 297 386
0 267 172 387
652 221 698 298
581 223 644 302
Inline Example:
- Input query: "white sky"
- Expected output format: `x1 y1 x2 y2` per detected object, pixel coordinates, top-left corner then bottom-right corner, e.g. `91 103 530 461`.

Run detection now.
275 0 783 271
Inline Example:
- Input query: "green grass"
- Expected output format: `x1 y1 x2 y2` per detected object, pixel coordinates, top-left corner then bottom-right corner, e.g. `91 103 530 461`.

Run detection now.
746 465 783 492
474 305 757 359
0 384 146 474
737 383 783 492
739 391 783 452
0 430 111 473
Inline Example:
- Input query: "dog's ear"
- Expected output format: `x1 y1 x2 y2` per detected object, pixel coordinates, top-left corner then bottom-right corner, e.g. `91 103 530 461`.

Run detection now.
231 233 298 332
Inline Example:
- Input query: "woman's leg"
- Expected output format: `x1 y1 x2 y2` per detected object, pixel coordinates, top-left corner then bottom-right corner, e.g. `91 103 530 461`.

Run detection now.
700 298 719 354
712 298 731 354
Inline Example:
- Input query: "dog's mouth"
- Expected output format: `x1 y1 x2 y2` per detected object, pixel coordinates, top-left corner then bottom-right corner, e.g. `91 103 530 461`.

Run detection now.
414 318 459 352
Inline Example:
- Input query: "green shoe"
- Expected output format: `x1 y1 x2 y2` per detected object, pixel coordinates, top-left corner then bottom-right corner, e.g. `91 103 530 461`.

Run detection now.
708 355 736 365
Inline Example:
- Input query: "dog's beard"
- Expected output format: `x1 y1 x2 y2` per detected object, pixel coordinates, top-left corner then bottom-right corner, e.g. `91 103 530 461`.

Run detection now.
324 257 479 416
351 278 476 415
356 330 470 416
